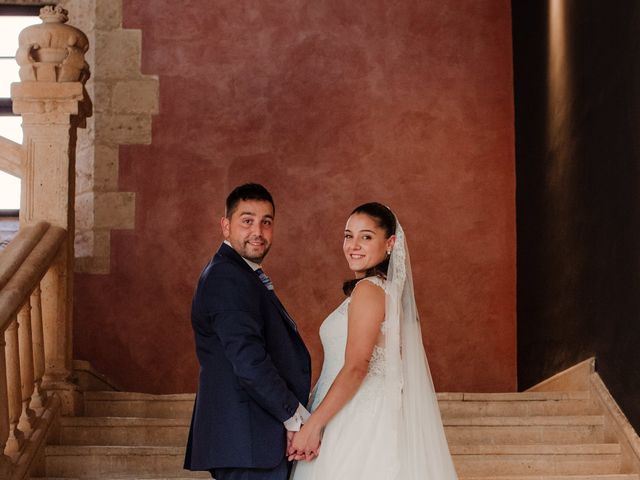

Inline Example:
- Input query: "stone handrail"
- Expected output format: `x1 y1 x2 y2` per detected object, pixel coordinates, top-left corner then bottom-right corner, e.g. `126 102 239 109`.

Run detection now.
0 136 23 179
0 222 66 476
0 223 66 327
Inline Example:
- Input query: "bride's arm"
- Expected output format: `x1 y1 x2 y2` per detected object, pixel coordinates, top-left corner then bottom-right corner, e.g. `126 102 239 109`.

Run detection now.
289 280 385 460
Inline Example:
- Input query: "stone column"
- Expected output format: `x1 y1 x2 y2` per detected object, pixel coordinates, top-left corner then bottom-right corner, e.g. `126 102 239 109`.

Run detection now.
11 5 91 415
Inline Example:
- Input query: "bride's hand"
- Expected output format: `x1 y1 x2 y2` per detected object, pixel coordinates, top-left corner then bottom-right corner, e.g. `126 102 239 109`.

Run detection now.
287 422 322 462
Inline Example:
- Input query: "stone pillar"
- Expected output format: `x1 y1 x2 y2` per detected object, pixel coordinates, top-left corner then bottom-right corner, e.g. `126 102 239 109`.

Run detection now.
11 5 91 415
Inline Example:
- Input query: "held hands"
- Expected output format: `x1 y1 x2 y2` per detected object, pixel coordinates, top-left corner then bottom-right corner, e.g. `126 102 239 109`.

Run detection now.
287 421 322 462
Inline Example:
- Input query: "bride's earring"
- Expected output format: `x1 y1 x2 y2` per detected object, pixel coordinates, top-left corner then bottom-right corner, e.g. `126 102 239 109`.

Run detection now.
387 250 391 255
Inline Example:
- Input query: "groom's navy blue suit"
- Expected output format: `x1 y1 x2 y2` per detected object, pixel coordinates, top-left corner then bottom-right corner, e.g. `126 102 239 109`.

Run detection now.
184 243 311 478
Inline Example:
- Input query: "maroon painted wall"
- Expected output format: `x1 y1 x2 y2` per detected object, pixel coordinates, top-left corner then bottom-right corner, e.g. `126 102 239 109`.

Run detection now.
74 0 516 393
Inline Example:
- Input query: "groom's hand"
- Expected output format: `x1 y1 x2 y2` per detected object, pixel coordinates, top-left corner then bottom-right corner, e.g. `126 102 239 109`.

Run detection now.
287 431 295 452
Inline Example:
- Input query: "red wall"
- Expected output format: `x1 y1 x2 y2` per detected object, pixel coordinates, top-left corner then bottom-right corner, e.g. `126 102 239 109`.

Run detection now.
74 0 516 393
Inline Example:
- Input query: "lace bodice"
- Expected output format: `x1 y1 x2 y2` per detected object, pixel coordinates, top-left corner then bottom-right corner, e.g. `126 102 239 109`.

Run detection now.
309 276 386 411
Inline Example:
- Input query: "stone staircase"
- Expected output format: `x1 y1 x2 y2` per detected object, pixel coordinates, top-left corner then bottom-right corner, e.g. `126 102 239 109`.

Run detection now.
439 391 638 479
28 390 640 480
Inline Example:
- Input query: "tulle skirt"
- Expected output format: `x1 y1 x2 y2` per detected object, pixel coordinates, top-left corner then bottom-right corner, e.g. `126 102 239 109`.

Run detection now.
289 374 399 480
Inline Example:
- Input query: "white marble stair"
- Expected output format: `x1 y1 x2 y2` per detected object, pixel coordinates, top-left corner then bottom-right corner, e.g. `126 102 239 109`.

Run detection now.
30 389 638 479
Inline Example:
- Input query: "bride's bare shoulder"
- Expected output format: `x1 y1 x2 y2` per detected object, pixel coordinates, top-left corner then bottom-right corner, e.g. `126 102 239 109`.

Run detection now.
350 278 385 311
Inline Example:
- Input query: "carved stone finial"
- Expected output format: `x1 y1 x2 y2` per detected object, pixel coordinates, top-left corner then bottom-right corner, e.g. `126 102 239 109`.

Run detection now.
15 6 90 83
39 5 69 24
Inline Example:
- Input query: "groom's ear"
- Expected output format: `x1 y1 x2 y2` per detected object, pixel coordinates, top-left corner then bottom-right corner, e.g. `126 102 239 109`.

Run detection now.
221 216 230 239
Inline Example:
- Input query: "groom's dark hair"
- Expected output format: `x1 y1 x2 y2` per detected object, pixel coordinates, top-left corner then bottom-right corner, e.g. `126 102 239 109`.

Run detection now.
225 183 275 218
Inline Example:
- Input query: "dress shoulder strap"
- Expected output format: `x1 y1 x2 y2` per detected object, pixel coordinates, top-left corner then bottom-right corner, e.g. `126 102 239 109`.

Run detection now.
360 275 385 290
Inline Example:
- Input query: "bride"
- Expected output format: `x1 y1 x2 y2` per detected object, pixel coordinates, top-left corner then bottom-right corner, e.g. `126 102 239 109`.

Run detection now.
288 203 458 479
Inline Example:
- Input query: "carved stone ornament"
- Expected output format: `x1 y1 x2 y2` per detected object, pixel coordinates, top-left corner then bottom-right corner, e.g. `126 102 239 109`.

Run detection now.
15 5 90 83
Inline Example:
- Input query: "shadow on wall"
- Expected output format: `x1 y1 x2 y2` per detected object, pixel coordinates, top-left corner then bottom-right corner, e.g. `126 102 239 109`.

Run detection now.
514 0 640 432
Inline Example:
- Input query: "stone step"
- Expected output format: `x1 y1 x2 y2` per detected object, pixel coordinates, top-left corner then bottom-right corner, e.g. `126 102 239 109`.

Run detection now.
439 392 592 403
30 476 640 480
52 415 605 447
31 475 640 480
52 417 191 446
36 473 637 480
439 392 599 418
32 478 209 480
445 415 605 445
460 476 640 480
451 443 622 476
84 392 195 419
84 390 595 419
459 473 640 480
42 446 207 478
43 443 623 478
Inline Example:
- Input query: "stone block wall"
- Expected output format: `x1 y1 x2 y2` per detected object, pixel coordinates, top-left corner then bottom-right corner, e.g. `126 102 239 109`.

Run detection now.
60 0 158 273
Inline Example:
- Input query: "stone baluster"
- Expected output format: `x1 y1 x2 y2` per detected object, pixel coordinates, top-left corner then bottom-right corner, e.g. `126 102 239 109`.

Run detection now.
17 301 36 433
0 336 12 476
12 5 91 416
30 285 46 412
4 317 24 457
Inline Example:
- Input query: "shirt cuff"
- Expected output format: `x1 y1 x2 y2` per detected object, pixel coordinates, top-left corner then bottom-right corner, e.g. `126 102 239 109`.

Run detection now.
283 403 311 432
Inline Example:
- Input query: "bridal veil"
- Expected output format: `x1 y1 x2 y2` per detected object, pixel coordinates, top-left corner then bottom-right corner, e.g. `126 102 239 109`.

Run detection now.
384 219 458 479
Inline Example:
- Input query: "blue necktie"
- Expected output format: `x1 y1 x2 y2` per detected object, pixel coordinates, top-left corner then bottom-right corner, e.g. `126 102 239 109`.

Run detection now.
255 268 274 291
255 268 297 330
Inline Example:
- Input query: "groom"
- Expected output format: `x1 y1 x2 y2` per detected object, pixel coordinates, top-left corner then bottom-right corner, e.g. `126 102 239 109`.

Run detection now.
184 183 312 480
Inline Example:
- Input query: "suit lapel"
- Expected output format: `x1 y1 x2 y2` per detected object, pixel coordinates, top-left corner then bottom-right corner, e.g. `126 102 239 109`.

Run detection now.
216 243 300 334
266 290 298 331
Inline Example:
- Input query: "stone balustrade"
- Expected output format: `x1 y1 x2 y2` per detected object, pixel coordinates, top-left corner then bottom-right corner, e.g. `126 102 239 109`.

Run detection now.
0 5 91 478
0 222 66 477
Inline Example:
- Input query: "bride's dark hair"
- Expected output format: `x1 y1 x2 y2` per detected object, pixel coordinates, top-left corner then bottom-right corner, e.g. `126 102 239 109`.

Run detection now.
342 202 396 296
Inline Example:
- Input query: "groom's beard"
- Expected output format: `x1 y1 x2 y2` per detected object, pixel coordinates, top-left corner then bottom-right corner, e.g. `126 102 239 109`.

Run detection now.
240 236 271 264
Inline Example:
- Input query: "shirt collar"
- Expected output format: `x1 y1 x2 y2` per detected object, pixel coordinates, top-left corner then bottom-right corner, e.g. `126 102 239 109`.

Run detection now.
224 240 261 271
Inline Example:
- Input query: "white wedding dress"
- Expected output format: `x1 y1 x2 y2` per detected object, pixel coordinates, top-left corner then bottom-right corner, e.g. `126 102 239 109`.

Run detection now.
290 220 458 480
290 277 396 479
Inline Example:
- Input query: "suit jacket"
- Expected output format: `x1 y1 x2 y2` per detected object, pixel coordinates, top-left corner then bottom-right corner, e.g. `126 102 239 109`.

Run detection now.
184 243 311 471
